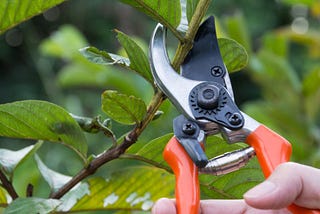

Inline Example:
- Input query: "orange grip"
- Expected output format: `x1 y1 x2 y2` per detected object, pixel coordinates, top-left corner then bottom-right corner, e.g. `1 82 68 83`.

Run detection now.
246 125 320 214
163 136 199 214
246 125 292 177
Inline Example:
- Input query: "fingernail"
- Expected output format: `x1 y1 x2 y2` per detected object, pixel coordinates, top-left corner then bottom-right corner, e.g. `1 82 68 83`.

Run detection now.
244 181 277 199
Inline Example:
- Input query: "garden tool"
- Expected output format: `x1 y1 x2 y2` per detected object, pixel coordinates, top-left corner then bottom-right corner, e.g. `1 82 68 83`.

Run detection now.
149 16 320 214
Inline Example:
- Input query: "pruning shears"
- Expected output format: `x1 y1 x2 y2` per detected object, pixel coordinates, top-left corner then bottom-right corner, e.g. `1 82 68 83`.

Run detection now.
149 16 320 214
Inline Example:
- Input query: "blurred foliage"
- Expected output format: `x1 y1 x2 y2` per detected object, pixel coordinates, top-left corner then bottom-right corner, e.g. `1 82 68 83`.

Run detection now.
0 0 67 34
0 0 319 213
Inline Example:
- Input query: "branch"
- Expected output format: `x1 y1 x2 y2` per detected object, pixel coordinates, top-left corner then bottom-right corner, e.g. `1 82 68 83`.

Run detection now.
0 169 18 199
26 184 33 197
172 0 212 70
50 0 212 199
51 91 165 199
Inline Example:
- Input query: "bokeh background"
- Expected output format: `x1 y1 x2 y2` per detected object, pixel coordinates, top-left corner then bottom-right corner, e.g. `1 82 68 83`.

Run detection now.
0 0 320 213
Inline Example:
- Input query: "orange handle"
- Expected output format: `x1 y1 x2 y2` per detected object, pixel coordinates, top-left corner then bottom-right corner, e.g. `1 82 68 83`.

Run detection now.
163 136 199 214
246 125 320 214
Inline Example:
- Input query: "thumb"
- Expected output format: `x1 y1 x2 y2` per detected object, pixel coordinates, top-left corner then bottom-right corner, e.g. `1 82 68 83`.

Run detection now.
152 198 176 214
244 162 320 209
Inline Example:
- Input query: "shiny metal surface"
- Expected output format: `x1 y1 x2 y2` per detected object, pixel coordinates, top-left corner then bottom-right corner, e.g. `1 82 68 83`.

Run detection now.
149 23 261 167
222 67 235 100
149 24 237 124
149 23 204 120
221 112 261 144
199 146 255 175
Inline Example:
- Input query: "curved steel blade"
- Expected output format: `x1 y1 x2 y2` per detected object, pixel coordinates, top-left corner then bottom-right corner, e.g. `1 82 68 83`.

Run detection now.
149 23 203 120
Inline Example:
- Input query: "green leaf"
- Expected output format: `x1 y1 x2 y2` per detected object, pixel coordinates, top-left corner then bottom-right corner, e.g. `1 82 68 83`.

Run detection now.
250 50 301 97
115 30 154 84
261 32 288 58
57 62 154 102
0 0 66 34
125 133 173 170
302 66 320 122
277 28 320 58
186 0 199 22
57 63 106 88
56 178 91 212
0 100 88 163
101 90 147 125
224 12 252 53
0 187 9 206
200 159 263 199
125 134 264 199
0 142 42 177
34 155 72 193
80 46 130 67
279 0 315 6
57 166 174 212
243 101 312 161
218 38 248 72
4 198 61 214
199 137 262 199
40 25 87 60
79 46 155 91
302 66 320 96
120 0 181 31
71 114 115 138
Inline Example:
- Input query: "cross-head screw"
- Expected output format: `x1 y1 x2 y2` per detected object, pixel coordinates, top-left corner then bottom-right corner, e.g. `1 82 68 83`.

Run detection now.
182 122 196 135
211 66 224 77
228 112 242 126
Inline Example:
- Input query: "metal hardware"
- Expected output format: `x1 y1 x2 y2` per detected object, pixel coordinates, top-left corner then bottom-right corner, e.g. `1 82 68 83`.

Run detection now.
200 147 255 175
173 115 208 168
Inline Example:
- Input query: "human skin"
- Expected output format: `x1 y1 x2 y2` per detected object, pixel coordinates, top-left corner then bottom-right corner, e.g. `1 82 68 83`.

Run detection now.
152 162 320 214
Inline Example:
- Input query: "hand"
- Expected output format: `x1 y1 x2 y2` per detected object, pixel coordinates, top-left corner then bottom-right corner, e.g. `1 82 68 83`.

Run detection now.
152 162 320 214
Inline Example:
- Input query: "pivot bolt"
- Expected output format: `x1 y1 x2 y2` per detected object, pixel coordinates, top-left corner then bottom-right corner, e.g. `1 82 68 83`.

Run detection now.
197 85 220 109
228 112 242 126
182 122 196 135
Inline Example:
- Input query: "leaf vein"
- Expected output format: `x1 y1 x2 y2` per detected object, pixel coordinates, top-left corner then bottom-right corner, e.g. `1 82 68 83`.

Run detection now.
0 110 46 138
